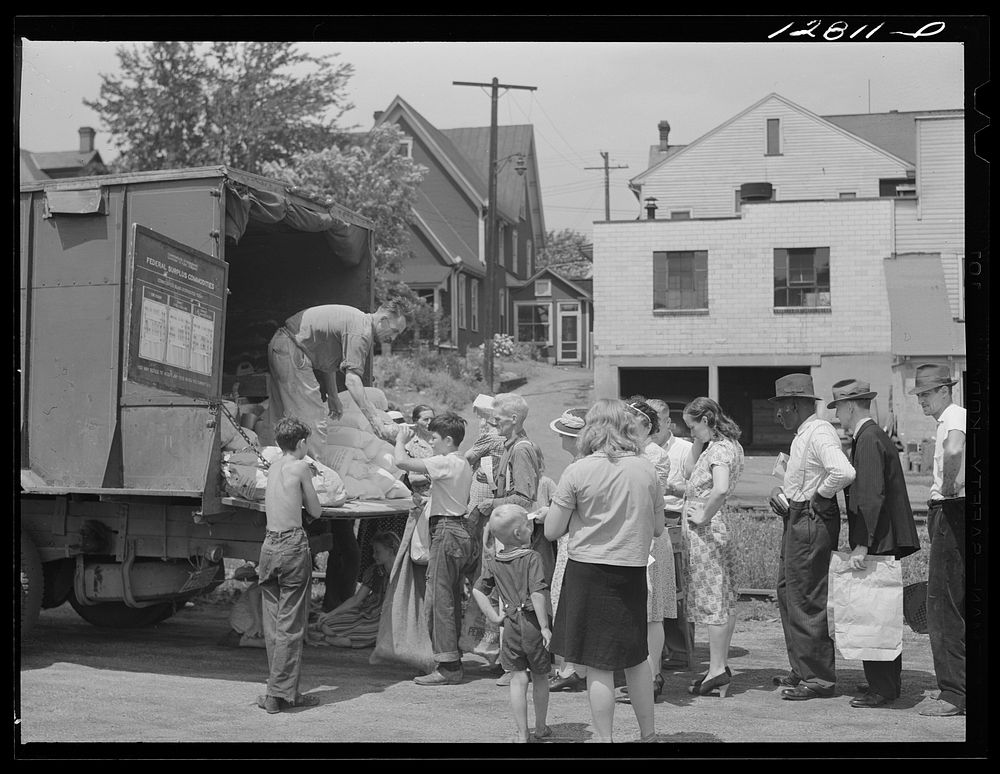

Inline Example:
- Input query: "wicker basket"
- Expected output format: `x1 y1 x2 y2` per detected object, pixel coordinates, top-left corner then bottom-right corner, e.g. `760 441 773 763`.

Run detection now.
903 581 929 634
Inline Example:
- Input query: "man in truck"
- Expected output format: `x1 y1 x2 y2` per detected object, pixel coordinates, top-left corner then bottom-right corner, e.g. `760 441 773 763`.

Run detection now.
268 300 408 450
267 300 408 612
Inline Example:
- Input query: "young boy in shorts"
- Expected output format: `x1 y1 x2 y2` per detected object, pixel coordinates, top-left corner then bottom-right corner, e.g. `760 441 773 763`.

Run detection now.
257 417 323 714
472 504 552 743
394 412 476 685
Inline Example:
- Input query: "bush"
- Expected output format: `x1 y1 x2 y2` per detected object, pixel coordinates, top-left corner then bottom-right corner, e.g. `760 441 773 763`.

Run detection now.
724 507 931 591
374 351 480 412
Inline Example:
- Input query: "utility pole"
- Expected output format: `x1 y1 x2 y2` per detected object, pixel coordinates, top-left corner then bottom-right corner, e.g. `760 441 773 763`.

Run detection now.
585 151 629 221
454 78 536 393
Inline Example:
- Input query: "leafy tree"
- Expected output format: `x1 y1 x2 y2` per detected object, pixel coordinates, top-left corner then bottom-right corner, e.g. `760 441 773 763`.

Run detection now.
262 123 436 335
84 42 353 174
535 228 592 280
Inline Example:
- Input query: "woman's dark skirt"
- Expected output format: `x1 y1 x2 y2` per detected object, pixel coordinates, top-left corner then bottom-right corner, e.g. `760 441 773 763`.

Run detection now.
549 558 648 671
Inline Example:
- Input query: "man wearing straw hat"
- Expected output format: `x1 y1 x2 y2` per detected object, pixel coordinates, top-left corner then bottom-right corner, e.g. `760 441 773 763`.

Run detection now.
907 364 966 717
828 378 920 708
768 373 855 701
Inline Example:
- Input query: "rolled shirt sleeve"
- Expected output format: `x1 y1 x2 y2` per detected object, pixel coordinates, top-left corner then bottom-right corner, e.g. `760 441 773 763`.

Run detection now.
339 326 373 377
814 425 856 498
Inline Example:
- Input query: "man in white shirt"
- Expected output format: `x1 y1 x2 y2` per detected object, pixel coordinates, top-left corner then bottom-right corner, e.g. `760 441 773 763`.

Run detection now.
908 363 966 717
648 399 693 670
768 374 856 701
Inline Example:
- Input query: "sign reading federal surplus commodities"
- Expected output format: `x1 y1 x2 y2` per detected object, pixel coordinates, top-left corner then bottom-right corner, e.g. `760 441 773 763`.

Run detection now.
127 224 228 398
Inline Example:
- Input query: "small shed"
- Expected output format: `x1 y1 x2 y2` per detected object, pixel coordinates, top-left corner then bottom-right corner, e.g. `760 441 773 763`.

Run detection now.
508 267 593 367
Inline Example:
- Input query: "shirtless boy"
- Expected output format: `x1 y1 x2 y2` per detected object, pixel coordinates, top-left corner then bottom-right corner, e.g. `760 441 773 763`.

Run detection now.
256 417 323 714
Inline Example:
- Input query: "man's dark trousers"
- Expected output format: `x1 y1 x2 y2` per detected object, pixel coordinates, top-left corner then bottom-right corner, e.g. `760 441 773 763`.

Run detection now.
777 495 841 692
926 498 965 710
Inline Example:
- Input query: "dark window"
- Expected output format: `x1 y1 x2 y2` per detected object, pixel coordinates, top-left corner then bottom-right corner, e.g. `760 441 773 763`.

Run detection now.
774 248 831 308
515 304 550 344
653 251 708 310
879 177 912 197
766 118 781 155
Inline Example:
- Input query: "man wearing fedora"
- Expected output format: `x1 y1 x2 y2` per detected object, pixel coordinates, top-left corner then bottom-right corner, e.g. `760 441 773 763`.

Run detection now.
908 363 966 717
829 379 921 708
768 373 855 701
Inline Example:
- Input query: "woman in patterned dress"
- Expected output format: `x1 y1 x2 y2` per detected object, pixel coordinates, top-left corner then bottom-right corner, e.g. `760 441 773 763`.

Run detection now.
680 397 745 698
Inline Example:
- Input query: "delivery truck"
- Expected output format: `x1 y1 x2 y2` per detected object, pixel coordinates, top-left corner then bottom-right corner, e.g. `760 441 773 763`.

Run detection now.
18 166 410 638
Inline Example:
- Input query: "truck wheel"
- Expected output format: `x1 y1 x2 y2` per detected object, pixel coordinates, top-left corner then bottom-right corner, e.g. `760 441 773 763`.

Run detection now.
20 531 44 639
68 590 176 629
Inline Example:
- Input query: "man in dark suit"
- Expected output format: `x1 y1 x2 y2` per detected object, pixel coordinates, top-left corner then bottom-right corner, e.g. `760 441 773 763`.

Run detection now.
828 378 921 708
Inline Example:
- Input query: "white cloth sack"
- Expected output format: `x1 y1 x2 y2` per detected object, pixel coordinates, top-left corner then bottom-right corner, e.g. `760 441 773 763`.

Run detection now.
409 502 431 564
827 550 903 661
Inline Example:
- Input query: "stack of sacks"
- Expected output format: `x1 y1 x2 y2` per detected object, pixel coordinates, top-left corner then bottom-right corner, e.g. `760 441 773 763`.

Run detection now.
221 446 349 508
312 387 411 501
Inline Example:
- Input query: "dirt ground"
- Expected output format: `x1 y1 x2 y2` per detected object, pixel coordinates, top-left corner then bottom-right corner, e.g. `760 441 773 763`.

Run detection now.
18 595 976 755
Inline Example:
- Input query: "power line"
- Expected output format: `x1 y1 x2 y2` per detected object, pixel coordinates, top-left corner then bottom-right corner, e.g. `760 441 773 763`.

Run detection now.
454 77 536 393
584 152 629 221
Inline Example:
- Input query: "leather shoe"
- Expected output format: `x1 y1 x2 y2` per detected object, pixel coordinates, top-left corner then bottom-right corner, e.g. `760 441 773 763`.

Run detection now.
850 692 893 708
919 699 964 717
772 674 800 688
549 673 585 692
414 667 463 685
781 684 834 701
256 694 282 714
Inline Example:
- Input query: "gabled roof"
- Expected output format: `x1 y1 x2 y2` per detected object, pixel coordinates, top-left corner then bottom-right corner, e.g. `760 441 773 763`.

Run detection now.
822 109 963 165
30 149 103 171
630 93 916 190
510 265 592 300
440 125 534 223
377 96 490 211
19 149 48 181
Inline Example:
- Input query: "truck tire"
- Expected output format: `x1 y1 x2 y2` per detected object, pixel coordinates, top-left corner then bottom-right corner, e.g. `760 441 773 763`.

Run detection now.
20 531 44 639
68 590 176 629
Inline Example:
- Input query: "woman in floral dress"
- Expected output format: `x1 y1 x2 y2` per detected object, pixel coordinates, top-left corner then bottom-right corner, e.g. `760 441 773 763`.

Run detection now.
681 397 745 698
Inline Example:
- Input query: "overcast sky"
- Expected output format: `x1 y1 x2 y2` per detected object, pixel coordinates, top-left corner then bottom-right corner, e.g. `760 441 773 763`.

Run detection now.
17 37 967 237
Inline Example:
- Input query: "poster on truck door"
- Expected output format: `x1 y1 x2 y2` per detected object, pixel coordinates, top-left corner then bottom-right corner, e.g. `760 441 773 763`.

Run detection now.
127 224 228 398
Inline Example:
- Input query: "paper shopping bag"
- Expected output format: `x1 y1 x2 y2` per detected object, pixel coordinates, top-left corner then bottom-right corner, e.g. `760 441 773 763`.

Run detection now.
827 551 903 661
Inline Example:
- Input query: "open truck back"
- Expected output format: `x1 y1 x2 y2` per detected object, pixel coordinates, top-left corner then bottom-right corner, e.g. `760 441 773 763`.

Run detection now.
19 166 409 636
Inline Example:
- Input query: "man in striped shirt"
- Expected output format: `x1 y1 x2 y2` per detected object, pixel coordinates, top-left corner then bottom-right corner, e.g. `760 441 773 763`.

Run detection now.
768 374 855 701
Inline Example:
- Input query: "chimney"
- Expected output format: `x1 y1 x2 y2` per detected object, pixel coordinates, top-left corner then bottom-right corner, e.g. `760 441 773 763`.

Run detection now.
78 126 96 153
657 120 671 151
373 110 384 121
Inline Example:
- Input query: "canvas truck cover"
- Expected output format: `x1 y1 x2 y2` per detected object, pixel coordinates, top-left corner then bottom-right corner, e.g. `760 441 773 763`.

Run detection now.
20 166 374 499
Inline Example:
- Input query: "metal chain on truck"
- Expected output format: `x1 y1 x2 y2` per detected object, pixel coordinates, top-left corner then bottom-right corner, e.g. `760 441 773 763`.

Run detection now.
219 403 270 469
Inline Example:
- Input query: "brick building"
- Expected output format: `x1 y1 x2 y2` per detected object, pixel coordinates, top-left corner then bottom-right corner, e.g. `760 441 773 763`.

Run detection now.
593 94 965 451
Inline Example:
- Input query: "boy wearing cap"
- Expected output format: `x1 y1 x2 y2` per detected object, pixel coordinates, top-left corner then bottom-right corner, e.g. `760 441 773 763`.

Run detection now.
829 379 920 708
769 373 855 701
908 364 966 717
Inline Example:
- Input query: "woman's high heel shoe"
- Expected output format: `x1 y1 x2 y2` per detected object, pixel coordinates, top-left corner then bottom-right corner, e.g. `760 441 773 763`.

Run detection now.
689 668 732 697
689 666 730 691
